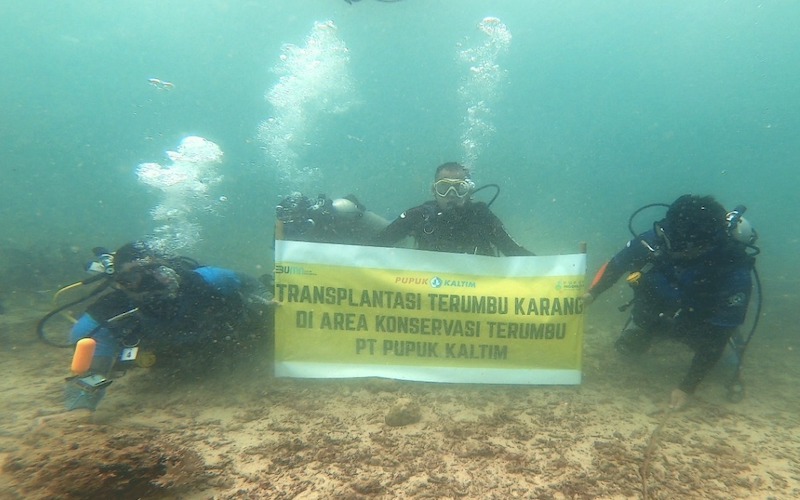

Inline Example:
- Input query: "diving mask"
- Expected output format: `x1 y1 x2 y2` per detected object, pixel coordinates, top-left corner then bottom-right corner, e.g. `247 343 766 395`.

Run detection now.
86 247 115 275
114 262 180 299
655 222 715 260
433 178 473 198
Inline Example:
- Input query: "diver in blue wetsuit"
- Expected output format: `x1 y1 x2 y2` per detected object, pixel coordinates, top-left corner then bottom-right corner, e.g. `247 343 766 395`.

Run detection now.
583 195 758 410
65 241 272 412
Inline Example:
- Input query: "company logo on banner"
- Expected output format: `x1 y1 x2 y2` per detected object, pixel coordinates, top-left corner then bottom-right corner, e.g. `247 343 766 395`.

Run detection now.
273 241 587 385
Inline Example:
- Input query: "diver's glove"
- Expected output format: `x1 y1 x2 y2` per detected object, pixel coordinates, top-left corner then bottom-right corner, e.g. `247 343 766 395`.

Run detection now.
64 373 112 411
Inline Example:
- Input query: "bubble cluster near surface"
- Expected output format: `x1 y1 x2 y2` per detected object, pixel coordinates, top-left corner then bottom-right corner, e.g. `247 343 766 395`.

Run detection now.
259 20 354 189
457 17 512 170
136 136 224 254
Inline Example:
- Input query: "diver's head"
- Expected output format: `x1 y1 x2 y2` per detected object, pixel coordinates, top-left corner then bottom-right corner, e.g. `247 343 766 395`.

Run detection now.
276 192 312 223
276 192 316 237
111 241 180 301
657 195 727 260
276 192 335 238
432 162 474 210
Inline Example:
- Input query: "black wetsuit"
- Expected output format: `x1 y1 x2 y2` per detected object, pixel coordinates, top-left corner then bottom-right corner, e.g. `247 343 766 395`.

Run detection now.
76 266 269 361
376 201 533 256
65 265 271 411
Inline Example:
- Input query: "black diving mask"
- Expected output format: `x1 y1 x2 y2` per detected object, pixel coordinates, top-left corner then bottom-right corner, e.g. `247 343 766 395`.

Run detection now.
655 222 715 260
114 263 180 298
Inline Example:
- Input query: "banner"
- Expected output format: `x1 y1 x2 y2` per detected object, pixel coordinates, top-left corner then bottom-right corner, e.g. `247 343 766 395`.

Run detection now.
274 241 586 385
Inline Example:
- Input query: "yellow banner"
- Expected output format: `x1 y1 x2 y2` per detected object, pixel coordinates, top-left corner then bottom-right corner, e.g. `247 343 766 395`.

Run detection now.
274 241 586 384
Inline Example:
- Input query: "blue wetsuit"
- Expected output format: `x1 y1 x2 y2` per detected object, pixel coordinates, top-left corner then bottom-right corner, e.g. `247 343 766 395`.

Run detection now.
588 230 753 393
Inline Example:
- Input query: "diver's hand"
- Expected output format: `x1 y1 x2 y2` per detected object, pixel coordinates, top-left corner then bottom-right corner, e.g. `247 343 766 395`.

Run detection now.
581 292 594 306
669 388 689 411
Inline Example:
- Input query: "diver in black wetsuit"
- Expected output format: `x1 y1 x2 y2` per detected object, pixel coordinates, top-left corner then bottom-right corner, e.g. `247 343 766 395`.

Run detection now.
375 162 534 256
63 241 273 412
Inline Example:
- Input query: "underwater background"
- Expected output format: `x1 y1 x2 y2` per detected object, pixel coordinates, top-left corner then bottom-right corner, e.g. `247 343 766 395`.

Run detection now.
1 0 798 332
2 2 800 497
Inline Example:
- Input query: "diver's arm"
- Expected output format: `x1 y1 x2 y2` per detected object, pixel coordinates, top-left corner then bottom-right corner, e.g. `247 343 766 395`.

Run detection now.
586 236 652 299
484 209 534 256
373 206 425 247
585 258 626 299
359 210 390 235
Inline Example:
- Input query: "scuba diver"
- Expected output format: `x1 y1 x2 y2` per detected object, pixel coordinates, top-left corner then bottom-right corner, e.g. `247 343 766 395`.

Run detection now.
375 162 534 256
583 194 760 410
275 192 388 245
42 241 273 413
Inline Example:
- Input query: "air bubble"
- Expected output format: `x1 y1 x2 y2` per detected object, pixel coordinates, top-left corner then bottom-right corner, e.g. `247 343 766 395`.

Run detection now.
136 136 224 253
457 17 512 170
259 21 354 190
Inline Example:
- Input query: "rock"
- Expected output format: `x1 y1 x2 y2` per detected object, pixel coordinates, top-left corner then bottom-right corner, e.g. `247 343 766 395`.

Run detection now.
384 397 421 427
3 420 206 499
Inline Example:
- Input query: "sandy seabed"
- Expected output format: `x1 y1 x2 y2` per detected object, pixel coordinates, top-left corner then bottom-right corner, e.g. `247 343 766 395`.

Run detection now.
1 300 799 500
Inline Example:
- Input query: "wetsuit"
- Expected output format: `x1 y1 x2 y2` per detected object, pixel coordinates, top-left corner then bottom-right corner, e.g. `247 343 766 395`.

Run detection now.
66 266 270 410
376 201 533 256
588 230 753 394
